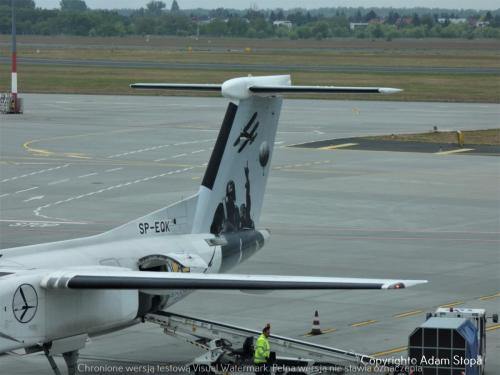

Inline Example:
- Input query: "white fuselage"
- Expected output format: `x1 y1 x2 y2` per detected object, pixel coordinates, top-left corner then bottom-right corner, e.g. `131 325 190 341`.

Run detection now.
0 231 229 353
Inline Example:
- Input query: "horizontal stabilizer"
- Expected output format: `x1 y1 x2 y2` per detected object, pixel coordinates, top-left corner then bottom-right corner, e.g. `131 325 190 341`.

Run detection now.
130 75 402 100
249 85 402 95
130 83 221 91
42 267 427 293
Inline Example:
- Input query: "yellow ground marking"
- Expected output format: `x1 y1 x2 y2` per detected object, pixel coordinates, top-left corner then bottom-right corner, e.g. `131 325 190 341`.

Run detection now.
351 319 378 327
319 143 359 150
394 310 424 319
371 346 407 357
303 327 336 337
23 140 54 156
63 153 91 159
486 324 500 332
434 148 474 155
439 301 464 308
23 140 90 159
479 292 500 301
192 176 201 180
322 327 337 334
23 128 148 158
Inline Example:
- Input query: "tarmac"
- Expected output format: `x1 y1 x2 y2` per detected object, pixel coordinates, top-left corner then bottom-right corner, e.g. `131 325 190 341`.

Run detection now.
0 94 499 374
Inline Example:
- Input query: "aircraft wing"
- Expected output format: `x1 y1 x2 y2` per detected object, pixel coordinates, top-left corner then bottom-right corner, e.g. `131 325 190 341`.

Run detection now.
42 267 426 294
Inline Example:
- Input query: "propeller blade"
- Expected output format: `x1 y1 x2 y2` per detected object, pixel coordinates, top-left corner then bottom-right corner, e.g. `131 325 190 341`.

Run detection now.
20 308 28 321
19 287 27 305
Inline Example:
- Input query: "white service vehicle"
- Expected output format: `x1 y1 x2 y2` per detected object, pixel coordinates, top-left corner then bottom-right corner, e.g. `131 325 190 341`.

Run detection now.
426 307 498 374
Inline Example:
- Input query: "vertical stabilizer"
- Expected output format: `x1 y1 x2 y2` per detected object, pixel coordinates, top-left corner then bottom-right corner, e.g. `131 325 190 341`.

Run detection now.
192 93 283 234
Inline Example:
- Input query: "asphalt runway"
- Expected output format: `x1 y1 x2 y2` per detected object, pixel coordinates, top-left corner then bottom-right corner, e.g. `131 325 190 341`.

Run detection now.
1 95 499 374
1 56 499 75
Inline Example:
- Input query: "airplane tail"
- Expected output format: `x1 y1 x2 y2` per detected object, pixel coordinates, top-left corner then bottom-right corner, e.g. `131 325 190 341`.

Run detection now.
191 78 286 234
124 75 401 237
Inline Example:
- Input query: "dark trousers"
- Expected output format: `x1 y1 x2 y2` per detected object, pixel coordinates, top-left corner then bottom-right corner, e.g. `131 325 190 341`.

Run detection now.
255 362 270 375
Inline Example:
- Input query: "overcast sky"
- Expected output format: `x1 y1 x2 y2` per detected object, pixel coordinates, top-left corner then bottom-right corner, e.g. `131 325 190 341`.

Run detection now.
34 1 499 10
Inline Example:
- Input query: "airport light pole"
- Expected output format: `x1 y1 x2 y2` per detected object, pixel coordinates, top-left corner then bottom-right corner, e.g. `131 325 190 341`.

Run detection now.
11 0 18 112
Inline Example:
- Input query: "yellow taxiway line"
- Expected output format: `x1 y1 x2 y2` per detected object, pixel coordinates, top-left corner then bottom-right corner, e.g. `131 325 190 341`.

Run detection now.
321 327 337 334
351 319 378 327
479 292 500 301
435 148 474 155
439 301 464 308
303 327 336 337
394 310 424 319
319 143 359 150
371 346 407 357
486 324 500 332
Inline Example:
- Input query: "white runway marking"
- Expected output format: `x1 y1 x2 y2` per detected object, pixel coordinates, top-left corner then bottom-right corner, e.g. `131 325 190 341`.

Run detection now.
107 139 214 159
108 144 169 158
172 153 187 158
175 139 215 146
1 164 70 183
0 193 10 198
33 166 197 220
191 149 205 154
78 172 98 178
48 178 69 185
105 167 123 172
23 195 45 202
155 152 192 162
0 219 87 225
15 187 39 194
274 160 331 170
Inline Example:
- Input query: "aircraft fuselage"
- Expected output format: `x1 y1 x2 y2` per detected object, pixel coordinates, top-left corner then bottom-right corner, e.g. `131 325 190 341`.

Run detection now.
0 229 267 353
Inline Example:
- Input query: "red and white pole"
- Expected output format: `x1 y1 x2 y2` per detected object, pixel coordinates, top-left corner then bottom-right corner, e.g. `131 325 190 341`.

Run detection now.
11 0 18 111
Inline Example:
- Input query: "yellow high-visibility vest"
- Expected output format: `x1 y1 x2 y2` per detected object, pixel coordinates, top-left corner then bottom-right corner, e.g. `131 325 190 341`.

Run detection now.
254 334 270 364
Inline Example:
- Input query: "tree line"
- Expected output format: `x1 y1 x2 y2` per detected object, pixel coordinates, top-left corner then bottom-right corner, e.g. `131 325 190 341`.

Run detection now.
0 0 499 39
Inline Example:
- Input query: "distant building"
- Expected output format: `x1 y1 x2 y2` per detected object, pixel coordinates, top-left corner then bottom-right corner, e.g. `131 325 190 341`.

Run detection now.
475 21 490 28
273 20 293 29
438 18 467 24
395 17 413 27
198 18 213 25
349 22 369 30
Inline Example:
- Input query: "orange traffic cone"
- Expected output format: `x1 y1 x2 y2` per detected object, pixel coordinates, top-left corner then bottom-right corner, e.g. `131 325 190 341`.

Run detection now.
309 310 322 335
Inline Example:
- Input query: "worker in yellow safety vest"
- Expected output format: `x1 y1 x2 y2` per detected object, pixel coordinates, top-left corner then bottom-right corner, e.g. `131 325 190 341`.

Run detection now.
254 323 271 375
